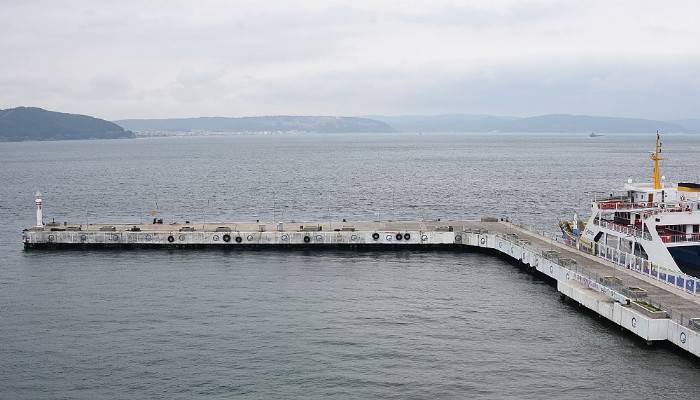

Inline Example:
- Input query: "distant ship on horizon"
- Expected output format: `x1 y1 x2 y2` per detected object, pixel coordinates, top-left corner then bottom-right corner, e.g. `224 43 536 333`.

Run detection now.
589 132 603 137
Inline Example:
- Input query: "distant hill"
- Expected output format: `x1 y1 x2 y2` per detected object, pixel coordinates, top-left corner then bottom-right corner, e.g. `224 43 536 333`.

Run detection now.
0 107 134 141
3 108 694 140
117 116 395 133
502 114 685 133
369 113 688 133
364 114 517 132
672 119 700 133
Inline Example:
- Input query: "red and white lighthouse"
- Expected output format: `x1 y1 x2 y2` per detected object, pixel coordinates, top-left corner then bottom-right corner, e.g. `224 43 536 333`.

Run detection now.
35 191 43 227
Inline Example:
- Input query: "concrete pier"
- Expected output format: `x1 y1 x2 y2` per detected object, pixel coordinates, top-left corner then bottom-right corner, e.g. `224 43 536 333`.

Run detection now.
465 221 700 359
22 218 700 359
23 219 464 249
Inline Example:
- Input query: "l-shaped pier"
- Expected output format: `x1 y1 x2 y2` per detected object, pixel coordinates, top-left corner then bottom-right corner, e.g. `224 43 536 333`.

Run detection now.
22 218 700 359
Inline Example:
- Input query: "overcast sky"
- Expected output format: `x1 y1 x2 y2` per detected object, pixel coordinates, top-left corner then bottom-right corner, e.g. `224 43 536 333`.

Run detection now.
1 0 699 120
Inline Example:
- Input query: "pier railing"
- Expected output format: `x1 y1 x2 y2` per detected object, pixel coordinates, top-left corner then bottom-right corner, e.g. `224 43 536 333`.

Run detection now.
494 231 700 332
495 231 630 295
504 221 700 297
592 241 700 297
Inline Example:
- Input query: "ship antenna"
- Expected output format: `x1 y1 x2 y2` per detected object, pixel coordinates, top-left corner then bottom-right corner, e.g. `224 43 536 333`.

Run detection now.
650 130 663 190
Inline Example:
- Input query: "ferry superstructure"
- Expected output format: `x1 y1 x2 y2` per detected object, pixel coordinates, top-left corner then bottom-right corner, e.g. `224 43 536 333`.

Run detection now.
564 133 700 278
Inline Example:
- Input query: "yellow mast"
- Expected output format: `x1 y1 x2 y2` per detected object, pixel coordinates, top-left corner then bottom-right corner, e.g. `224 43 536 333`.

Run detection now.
650 131 663 189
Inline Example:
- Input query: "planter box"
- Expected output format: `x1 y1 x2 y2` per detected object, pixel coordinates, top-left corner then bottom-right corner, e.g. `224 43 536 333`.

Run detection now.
599 276 623 287
690 318 700 331
621 286 648 300
631 301 669 319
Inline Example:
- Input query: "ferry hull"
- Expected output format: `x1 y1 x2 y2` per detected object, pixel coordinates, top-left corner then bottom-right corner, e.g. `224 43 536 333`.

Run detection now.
668 245 700 278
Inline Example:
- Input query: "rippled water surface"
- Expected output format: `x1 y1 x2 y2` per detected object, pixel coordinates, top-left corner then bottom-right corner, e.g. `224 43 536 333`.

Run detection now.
1 133 699 399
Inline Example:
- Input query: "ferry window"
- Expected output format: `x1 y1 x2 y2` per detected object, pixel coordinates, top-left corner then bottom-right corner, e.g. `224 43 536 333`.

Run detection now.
694 225 699 233
634 243 648 259
606 234 618 248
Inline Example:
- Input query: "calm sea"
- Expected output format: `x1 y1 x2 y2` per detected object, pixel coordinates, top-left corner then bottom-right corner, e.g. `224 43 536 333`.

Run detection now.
1 133 699 399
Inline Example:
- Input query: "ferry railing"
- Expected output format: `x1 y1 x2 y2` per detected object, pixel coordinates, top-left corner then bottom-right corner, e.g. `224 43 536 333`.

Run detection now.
494 230 700 331
592 192 629 202
641 203 700 217
595 200 700 213
593 218 652 241
662 234 700 244
584 239 699 298
596 201 651 210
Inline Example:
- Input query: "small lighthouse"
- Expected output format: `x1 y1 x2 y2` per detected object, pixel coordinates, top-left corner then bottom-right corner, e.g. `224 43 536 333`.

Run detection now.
35 191 43 227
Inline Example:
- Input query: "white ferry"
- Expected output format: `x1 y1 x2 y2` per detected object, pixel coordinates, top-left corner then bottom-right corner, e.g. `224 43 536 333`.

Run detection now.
561 133 700 278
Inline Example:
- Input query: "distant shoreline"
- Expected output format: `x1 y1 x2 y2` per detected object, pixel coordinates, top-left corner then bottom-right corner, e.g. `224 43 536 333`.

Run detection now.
5 131 697 144
3 106 699 142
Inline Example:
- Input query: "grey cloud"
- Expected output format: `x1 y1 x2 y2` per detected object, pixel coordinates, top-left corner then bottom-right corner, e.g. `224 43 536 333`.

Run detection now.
87 77 133 99
0 1 699 119
241 57 700 120
402 0 577 27
176 68 227 87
